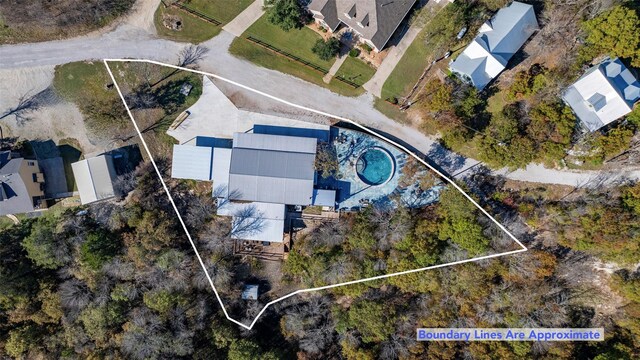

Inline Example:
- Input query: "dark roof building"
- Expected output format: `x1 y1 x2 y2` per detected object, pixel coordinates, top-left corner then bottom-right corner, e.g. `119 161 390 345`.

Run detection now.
308 0 417 51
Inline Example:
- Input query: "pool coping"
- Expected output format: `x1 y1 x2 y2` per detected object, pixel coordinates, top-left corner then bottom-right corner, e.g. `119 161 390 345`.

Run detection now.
353 146 396 187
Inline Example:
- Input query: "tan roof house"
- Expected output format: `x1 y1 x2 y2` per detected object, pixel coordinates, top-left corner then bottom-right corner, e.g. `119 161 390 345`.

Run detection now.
0 151 46 216
308 0 417 52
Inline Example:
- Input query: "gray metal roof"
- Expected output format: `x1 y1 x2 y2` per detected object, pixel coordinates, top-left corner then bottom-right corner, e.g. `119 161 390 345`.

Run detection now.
232 132 317 154
228 133 317 205
71 155 118 205
312 188 336 207
171 144 214 181
449 1 538 90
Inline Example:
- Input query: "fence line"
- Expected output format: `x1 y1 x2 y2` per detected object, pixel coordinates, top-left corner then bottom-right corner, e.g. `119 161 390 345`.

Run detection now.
172 2 223 26
246 37 362 88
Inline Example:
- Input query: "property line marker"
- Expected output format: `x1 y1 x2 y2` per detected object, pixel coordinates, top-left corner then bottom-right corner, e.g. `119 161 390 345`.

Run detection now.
104 59 527 330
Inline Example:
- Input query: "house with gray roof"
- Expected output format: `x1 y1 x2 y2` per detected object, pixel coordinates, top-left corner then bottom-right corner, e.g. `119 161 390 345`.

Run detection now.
562 58 640 132
71 155 118 205
171 131 334 243
449 1 538 90
308 0 417 52
0 151 46 216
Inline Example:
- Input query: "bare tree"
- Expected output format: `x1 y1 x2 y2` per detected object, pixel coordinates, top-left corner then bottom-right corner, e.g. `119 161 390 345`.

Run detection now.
178 45 210 68
230 205 266 239
1 87 58 125
59 279 92 311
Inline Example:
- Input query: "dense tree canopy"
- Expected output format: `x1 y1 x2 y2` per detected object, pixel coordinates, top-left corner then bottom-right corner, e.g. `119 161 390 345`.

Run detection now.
584 5 640 66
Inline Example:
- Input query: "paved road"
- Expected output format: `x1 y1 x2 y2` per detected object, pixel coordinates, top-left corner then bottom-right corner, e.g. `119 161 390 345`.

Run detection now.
1 4 638 188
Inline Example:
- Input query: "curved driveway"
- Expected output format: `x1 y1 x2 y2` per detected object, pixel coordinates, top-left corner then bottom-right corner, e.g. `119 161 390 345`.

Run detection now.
1 4 638 187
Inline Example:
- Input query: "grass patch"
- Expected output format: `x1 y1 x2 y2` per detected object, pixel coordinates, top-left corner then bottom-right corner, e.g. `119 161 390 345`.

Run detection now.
53 61 130 137
242 15 335 70
182 0 254 24
154 5 221 43
380 4 467 101
230 15 370 96
333 57 376 87
58 142 83 192
373 98 409 124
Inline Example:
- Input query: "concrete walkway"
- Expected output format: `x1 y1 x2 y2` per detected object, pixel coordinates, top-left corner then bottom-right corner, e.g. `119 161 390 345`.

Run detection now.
363 0 446 97
323 51 348 83
222 0 265 37
363 24 422 97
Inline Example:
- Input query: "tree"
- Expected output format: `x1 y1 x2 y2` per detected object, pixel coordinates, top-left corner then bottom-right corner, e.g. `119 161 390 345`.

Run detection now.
228 339 278 360
622 182 640 215
315 142 339 179
80 229 120 270
584 5 640 66
312 38 340 61
437 187 489 255
346 300 396 343
265 0 303 31
21 215 66 269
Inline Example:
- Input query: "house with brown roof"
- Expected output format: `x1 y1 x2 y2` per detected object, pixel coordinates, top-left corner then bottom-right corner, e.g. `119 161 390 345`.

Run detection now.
0 151 46 216
308 0 416 52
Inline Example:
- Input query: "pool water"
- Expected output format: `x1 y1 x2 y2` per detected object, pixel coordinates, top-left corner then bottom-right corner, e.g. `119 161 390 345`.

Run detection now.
356 148 393 186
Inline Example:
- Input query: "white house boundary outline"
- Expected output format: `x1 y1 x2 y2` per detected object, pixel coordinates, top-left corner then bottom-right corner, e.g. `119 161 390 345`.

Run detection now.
103 59 527 330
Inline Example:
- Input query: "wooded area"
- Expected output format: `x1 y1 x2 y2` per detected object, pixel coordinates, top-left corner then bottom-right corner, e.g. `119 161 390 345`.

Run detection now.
0 0 135 44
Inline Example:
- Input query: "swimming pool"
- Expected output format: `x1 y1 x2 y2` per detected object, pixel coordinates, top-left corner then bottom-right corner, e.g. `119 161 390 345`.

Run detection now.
355 148 394 186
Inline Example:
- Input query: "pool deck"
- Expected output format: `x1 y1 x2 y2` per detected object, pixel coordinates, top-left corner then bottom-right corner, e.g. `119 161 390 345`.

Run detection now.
317 128 442 210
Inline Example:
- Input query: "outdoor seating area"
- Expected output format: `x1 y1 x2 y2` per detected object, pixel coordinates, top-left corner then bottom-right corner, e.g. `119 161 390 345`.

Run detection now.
317 128 443 210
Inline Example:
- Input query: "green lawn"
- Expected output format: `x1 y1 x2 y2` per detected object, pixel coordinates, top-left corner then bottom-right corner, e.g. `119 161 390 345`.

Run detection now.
333 57 376 87
53 61 113 102
230 15 371 96
182 0 254 24
380 4 467 101
241 15 336 70
154 5 221 43
58 142 83 192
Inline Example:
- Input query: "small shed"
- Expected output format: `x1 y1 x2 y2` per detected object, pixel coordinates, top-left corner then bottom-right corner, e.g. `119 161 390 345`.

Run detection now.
242 285 259 300
180 83 193 96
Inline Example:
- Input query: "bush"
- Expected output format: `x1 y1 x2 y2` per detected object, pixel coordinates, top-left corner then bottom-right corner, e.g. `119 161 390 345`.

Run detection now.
348 48 360 57
312 37 340 61
360 43 373 53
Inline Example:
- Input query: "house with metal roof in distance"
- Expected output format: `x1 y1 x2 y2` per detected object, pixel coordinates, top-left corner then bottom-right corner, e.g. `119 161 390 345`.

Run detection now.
562 58 640 132
449 1 539 90
71 155 118 205
308 0 417 52
0 151 46 216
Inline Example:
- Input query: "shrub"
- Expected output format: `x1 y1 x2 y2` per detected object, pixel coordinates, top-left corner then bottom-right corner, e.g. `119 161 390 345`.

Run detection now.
312 37 340 61
348 48 360 57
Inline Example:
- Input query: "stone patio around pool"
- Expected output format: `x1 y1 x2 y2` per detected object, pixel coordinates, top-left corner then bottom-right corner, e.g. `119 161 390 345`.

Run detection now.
316 128 443 210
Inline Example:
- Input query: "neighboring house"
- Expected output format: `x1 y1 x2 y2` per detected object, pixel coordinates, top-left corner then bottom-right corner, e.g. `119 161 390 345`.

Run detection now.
0 151 46 216
562 58 640 132
449 1 539 90
72 155 118 205
308 0 417 52
171 131 337 243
